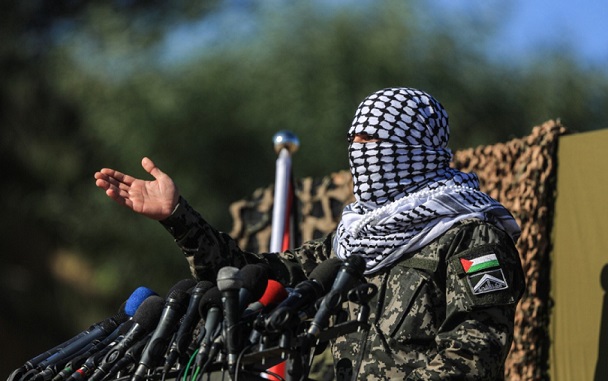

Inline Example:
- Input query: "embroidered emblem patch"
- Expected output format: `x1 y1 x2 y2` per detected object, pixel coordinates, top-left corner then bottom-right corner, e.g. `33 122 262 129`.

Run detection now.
466 269 509 295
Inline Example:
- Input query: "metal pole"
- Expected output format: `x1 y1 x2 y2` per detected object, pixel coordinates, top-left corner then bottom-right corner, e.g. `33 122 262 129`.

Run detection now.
267 131 299 381
270 131 299 253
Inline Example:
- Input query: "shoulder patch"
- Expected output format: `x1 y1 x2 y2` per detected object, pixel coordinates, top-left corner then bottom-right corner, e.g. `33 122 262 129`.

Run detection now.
467 269 509 295
459 252 509 295
460 253 499 274
450 244 522 305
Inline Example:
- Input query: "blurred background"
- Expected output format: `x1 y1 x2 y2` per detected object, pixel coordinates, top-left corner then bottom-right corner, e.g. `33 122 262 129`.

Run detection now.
2 0 607 375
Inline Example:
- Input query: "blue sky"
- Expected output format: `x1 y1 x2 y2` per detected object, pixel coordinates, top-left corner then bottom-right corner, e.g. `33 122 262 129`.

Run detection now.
432 0 608 68
163 0 608 71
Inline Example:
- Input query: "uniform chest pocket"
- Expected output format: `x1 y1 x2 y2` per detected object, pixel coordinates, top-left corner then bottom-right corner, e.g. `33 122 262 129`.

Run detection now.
377 266 439 342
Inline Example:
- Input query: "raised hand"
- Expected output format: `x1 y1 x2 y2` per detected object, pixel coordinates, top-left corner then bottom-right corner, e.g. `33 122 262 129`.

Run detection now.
94 157 180 221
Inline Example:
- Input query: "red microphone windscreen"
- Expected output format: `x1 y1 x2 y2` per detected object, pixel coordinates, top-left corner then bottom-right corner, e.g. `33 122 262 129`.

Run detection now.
259 279 288 307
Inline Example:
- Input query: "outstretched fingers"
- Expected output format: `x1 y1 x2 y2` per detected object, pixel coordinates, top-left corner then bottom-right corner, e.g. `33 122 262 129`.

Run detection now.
94 169 136 203
97 168 137 187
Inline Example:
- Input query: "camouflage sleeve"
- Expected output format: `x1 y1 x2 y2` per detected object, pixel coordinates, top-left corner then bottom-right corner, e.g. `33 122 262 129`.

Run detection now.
289 233 335 276
159 196 307 286
407 222 525 380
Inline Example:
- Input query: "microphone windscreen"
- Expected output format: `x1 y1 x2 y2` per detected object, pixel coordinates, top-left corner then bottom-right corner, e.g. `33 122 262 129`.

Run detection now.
239 264 269 302
168 288 190 305
132 295 165 331
125 286 158 316
192 281 215 297
309 258 343 290
99 311 128 334
166 278 198 297
198 287 222 316
259 280 288 307
344 255 366 275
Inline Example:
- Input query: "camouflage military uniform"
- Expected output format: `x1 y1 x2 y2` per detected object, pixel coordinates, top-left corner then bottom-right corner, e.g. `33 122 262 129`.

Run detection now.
161 197 525 380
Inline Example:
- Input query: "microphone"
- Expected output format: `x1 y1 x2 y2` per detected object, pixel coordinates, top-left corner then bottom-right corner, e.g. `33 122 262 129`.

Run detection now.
10 306 133 381
11 286 156 381
267 258 343 323
87 296 165 381
52 287 157 381
243 279 289 317
246 280 289 346
194 287 223 367
10 335 85 381
23 311 130 381
123 286 159 317
101 333 150 380
131 279 196 381
175 281 214 355
306 255 367 338
216 266 243 372
237 264 270 310
250 259 341 351
57 322 130 381
163 280 214 371
10 343 72 381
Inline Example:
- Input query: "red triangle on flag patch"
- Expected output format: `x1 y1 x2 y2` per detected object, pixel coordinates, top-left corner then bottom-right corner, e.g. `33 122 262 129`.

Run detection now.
460 258 473 273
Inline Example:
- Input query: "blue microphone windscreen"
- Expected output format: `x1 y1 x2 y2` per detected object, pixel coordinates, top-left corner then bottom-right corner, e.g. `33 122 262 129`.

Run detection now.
125 286 158 316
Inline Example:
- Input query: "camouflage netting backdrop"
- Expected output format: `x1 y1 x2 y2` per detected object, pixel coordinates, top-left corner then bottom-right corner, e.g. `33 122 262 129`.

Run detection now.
228 120 568 380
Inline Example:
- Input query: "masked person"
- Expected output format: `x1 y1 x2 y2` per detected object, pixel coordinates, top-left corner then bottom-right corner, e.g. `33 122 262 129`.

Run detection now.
95 87 525 380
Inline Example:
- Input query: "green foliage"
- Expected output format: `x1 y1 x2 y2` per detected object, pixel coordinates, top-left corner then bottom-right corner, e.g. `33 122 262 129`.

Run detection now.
1 0 608 373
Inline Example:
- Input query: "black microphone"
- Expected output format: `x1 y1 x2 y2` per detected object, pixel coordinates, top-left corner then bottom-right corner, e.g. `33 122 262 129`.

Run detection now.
216 266 243 372
131 279 196 381
10 305 131 381
266 258 343 323
246 279 289 346
10 336 84 381
58 322 129 381
52 322 134 381
306 255 367 338
52 286 157 381
194 287 223 367
101 333 150 380
87 296 165 381
23 311 131 381
238 264 270 310
64 345 115 381
175 281 214 355
163 280 214 372
11 286 157 381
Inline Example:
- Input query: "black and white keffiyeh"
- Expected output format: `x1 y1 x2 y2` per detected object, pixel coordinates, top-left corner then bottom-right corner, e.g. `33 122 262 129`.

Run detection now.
334 87 520 274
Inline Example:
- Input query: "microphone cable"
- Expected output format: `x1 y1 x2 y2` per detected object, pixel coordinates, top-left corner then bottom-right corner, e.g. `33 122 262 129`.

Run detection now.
173 347 198 381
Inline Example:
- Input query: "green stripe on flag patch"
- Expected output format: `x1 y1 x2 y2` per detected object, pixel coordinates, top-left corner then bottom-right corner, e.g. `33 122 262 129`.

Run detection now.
460 254 499 273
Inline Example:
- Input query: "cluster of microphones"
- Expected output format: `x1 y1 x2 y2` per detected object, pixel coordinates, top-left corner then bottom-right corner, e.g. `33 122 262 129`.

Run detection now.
8 255 377 381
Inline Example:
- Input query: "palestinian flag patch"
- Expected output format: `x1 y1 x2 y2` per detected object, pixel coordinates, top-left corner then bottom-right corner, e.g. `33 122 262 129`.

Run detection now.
460 253 500 274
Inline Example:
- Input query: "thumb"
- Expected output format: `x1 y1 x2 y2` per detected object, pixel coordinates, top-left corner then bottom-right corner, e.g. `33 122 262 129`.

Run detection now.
141 156 165 179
